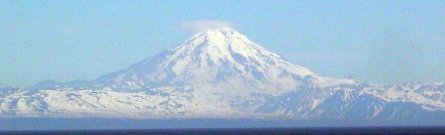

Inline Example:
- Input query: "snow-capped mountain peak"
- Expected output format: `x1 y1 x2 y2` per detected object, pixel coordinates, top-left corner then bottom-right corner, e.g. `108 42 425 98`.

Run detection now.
96 27 354 94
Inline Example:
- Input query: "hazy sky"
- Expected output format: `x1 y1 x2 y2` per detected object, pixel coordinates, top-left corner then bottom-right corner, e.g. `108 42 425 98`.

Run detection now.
1 0 445 87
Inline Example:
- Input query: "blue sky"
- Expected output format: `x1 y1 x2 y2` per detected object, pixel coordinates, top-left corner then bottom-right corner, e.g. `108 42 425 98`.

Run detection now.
1 0 445 87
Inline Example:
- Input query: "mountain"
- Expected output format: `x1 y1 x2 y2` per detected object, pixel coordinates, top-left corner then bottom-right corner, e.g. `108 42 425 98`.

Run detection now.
0 27 444 124
95 27 355 94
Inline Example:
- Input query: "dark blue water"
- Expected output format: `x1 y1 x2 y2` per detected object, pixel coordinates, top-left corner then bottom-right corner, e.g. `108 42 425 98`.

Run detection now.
2 118 445 130
1 127 445 135
1 118 445 134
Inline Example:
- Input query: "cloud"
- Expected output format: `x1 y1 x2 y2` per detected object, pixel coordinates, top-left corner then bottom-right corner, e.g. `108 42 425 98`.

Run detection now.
179 20 236 33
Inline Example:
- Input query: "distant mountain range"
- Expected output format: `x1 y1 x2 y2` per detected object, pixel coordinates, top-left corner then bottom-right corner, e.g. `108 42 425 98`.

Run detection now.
1 27 444 123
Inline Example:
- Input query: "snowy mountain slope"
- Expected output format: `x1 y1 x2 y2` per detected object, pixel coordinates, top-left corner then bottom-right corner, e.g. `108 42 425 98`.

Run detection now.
2 83 445 120
0 26 444 122
363 83 445 110
0 87 249 118
253 84 445 120
95 27 355 95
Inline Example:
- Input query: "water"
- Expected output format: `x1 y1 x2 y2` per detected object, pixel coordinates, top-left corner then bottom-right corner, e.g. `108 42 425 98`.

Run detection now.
1 127 445 135
1 118 444 134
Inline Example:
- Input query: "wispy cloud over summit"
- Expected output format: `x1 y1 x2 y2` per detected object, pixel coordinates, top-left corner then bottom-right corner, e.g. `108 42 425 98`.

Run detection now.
179 20 236 33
